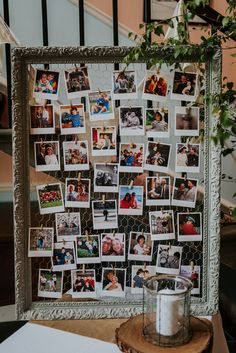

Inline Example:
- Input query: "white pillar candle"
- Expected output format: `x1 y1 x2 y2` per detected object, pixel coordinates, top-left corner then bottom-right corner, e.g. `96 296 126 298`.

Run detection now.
156 288 186 336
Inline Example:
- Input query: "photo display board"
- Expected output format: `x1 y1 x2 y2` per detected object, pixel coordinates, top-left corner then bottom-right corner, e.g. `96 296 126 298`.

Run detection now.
12 46 221 320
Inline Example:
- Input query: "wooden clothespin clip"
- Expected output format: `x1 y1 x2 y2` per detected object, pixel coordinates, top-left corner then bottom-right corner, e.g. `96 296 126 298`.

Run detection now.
161 207 163 214
82 264 85 273
85 230 89 241
40 138 43 145
169 242 171 249
102 194 106 204
113 229 116 237
74 135 78 145
74 63 78 71
63 238 66 245
111 264 116 276
190 261 194 271
40 224 43 230
187 208 190 214
141 228 144 236
78 172 81 184
129 179 134 189
130 142 134 149
68 208 70 216
98 88 101 94
144 262 147 270
184 173 187 181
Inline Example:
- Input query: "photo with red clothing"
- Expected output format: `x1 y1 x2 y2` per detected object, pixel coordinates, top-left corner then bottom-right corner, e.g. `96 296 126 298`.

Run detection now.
143 70 168 102
71 269 96 298
119 185 143 216
177 212 202 242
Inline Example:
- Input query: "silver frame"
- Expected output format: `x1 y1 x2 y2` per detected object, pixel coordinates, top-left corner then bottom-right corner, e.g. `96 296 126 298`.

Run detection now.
12 46 222 320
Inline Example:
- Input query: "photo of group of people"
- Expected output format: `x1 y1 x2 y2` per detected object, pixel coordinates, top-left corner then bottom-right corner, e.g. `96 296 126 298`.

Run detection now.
94 163 119 193
76 235 100 264
146 176 170 206
71 269 96 298
119 186 143 215
65 178 90 208
119 143 144 173
119 106 144 136
89 90 114 121
30 105 55 134
60 104 85 134
145 108 169 138
63 141 89 171
149 210 175 240
64 67 91 99
112 70 137 99
36 183 64 215
101 233 125 262
38 269 63 298
91 126 117 156
55 212 81 241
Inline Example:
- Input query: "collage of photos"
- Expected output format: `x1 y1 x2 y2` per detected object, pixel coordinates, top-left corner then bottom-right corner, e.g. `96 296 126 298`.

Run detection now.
119 106 144 136
30 65 203 301
60 104 86 134
30 105 55 135
65 178 90 208
145 108 169 138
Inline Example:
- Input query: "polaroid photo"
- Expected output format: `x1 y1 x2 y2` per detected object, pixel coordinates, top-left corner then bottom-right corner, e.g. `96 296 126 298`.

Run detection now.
144 142 172 172
36 183 64 215
149 210 175 241
38 269 63 299
71 269 96 298
88 90 114 121
119 143 144 173
101 268 126 298
177 212 202 242
34 141 60 172
55 212 81 242
174 106 199 136
91 126 117 156
63 141 89 171
128 232 153 261
52 241 76 271
101 233 125 262
145 108 169 138
118 185 143 216
33 69 60 100
179 265 201 295
175 143 200 173
30 105 55 135
119 106 144 136
156 244 183 275
171 71 198 102
94 163 119 193
60 104 86 135
64 66 91 99
65 178 90 208
172 177 198 208
146 176 171 206
92 200 118 230
28 227 53 257
112 70 137 100
142 70 168 102
76 235 100 264
131 265 156 294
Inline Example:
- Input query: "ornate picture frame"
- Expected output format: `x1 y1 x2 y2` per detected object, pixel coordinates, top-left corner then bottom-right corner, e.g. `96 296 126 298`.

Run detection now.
12 45 221 320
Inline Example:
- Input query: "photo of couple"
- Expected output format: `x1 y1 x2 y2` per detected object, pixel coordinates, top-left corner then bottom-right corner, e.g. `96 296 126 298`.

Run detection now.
30 105 54 134
146 176 171 206
52 242 76 271
143 71 168 102
28 227 53 257
119 186 143 215
172 177 198 208
101 233 125 261
176 143 200 173
38 269 63 299
35 141 60 172
91 126 117 156
65 178 90 208
94 163 119 193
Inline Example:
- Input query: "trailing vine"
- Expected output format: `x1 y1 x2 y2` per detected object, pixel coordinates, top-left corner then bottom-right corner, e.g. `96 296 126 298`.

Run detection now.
124 0 236 217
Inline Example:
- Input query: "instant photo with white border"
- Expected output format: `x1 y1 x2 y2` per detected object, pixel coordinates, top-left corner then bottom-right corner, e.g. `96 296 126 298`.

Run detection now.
36 183 65 215
171 71 198 102
144 141 172 173
101 233 126 262
118 185 143 216
59 104 86 135
94 163 119 193
145 108 170 138
175 143 200 173
119 106 145 136
146 176 171 206
179 265 201 295
34 141 61 172
33 68 60 100
142 70 169 103
101 267 126 298
76 235 101 264
174 106 200 137
156 244 183 275
119 143 144 173
63 140 89 171
88 90 114 121
55 212 81 242
30 104 55 135
171 177 198 208
92 199 118 230
112 70 138 100
28 227 54 257
71 269 97 298
91 126 117 157
52 241 76 271
177 212 202 242
131 265 156 294
38 269 63 299
64 66 91 99
128 232 153 262
65 178 90 208
149 210 175 241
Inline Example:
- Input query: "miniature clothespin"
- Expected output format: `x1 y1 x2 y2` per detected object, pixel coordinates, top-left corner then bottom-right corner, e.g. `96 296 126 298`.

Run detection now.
63 238 66 245
190 261 194 271
141 228 144 236
130 142 134 149
111 264 116 276
129 179 134 189
169 242 171 249
78 172 81 184
144 262 147 270
187 208 190 214
184 173 187 181
113 229 116 237
40 138 43 144
82 264 85 273
85 230 89 241
67 208 70 216
74 63 78 71
40 224 43 230
74 135 78 145
102 194 106 204
161 207 163 214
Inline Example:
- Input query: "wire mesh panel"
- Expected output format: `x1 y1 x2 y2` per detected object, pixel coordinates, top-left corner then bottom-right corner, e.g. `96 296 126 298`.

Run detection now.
12 46 221 320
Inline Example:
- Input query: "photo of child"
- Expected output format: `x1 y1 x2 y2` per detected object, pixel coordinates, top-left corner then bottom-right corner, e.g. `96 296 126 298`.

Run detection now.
101 268 126 297
119 143 144 173
76 235 100 264
63 141 89 171
119 106 144 136
131 265 156 294
33 69 60 100
71 269 96 298
60 104 85 134
89 90 114 121
177 212 202 242
144 142 172 172
55 212 81 241
101 233 125 262
149 210 175 240
28 227 53 257
64 67 91 99
145 108 169 138
143 71 168 102
119 185 143 215
112 70 137 100
30 105 55 134
52 242 76 271
128 232 153 261
171 71 198 102
65 178 90 208
38 269 63 299
156 244 183 275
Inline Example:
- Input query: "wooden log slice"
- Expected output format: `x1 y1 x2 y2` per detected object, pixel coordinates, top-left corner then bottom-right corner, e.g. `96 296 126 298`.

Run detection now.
115 315 213 353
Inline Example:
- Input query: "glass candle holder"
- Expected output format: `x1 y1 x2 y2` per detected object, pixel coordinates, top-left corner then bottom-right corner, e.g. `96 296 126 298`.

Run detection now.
143 274 193 347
